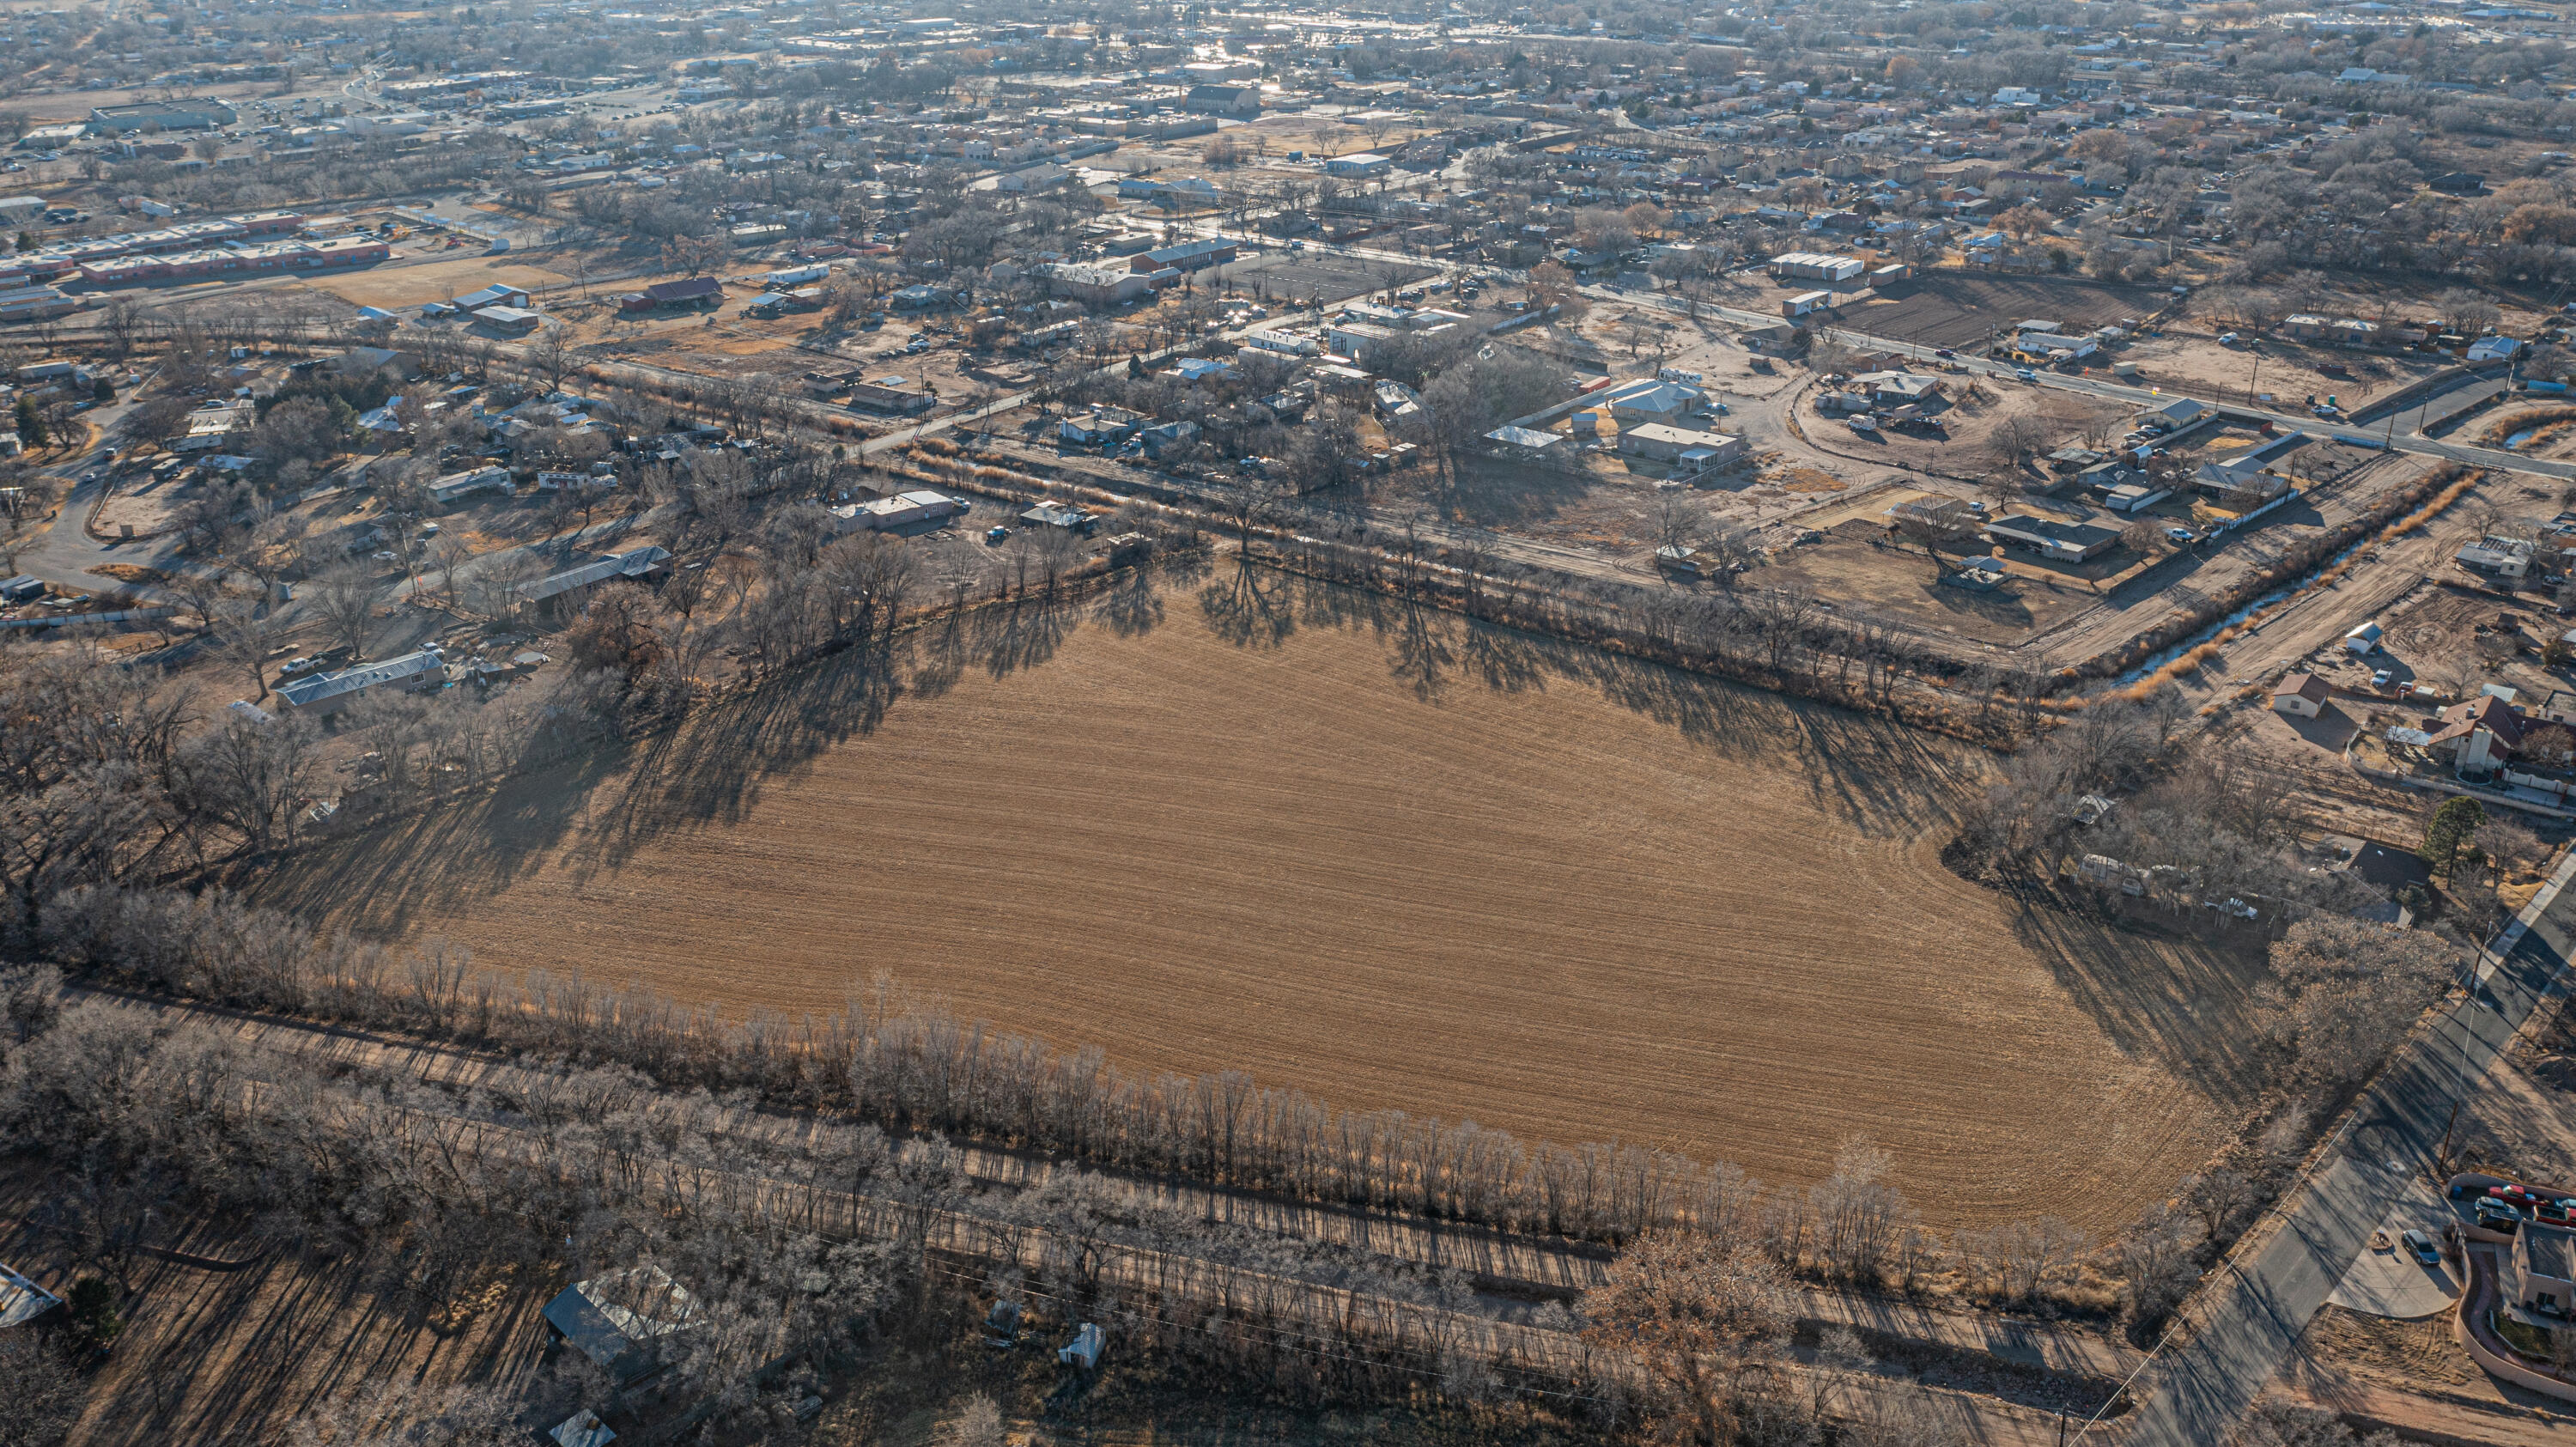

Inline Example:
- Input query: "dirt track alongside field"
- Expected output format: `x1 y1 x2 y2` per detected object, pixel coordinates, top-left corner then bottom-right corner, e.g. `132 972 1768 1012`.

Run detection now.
263 568 2269 1231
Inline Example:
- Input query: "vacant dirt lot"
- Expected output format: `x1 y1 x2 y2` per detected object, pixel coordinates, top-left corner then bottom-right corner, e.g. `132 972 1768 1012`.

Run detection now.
267 569 2267 1231
1818 272 2172 351
305 257 574 309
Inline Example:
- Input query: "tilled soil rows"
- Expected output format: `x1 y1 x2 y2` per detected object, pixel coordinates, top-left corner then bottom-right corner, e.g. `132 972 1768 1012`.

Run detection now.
276 569 2266 1230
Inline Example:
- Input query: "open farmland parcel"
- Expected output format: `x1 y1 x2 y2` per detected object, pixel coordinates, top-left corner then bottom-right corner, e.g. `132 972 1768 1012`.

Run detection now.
264 570 2264 1233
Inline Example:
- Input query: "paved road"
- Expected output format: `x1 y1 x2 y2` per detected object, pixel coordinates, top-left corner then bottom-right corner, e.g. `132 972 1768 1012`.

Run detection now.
2110 847 2576 1444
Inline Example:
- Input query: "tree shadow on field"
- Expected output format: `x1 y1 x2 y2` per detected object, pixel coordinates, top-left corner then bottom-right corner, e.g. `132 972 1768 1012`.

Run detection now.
1094 564 1164 638
1386 599 1455 702
975 594 1074 680
1461 613 1546 696
1263 578 1988 838
2002 887 2274 1103
266 561 2005 943
1197 557 1297 648
578 632 913 874
258 734 629 933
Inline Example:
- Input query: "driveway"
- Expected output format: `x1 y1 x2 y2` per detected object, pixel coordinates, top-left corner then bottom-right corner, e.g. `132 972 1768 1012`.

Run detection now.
2323 1189 2463 1320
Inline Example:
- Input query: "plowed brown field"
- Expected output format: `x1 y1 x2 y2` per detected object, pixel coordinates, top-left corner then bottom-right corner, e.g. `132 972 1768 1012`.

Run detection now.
272 568 2268 1229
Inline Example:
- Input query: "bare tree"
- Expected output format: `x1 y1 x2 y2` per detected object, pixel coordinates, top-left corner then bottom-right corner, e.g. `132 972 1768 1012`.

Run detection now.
307 562 384 661
210 598 286 702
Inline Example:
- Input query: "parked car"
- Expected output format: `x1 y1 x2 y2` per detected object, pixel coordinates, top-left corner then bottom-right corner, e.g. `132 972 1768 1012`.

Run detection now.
2014 368 2038 381
2165 526 2195 544
985 526 1009 544
2402 1229 2440 1266
2371 668 2393 689
279 657 317 676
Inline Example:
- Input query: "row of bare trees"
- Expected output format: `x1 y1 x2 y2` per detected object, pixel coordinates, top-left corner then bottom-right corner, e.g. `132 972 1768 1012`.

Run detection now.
29 876 2107 1326
0 978 1609 1438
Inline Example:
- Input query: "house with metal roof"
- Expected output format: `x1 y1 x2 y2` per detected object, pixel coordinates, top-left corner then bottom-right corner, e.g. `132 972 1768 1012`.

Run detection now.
273 648 445 715
542 1266 701 1383
1 1261 61 1328
523 546 671 610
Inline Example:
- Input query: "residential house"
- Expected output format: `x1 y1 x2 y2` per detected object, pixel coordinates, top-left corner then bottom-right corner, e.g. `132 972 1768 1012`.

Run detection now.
1060 407 1147 445
995 162 1072 193
1985 514 2120 562
2137 397 2204 429
324 345 418 380
2427 694 2526 772
829 490 968 532
2 1260 61 1329
521 546 671 614
428 465 510 506
1886 496 1980 541
2515 1219 2576 1318
2457 535 2537 581
1603 378 1706 427
1022 500 1097 532
1849 371 1942 406
1137 419 1200 454
273 648 445 716
542 1266 701 1383
847 381 936 415
176 398 256 452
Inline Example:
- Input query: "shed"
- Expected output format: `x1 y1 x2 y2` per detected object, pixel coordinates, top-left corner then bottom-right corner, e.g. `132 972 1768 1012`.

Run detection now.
1941 556 2009 591
2344 621 2384 654
2272 672 2331 718
1059 1322 1106 1370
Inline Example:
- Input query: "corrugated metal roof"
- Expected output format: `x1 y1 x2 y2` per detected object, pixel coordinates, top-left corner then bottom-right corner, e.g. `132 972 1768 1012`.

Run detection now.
275 649 442 708
0 1261 59 1328
524 545 671 604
